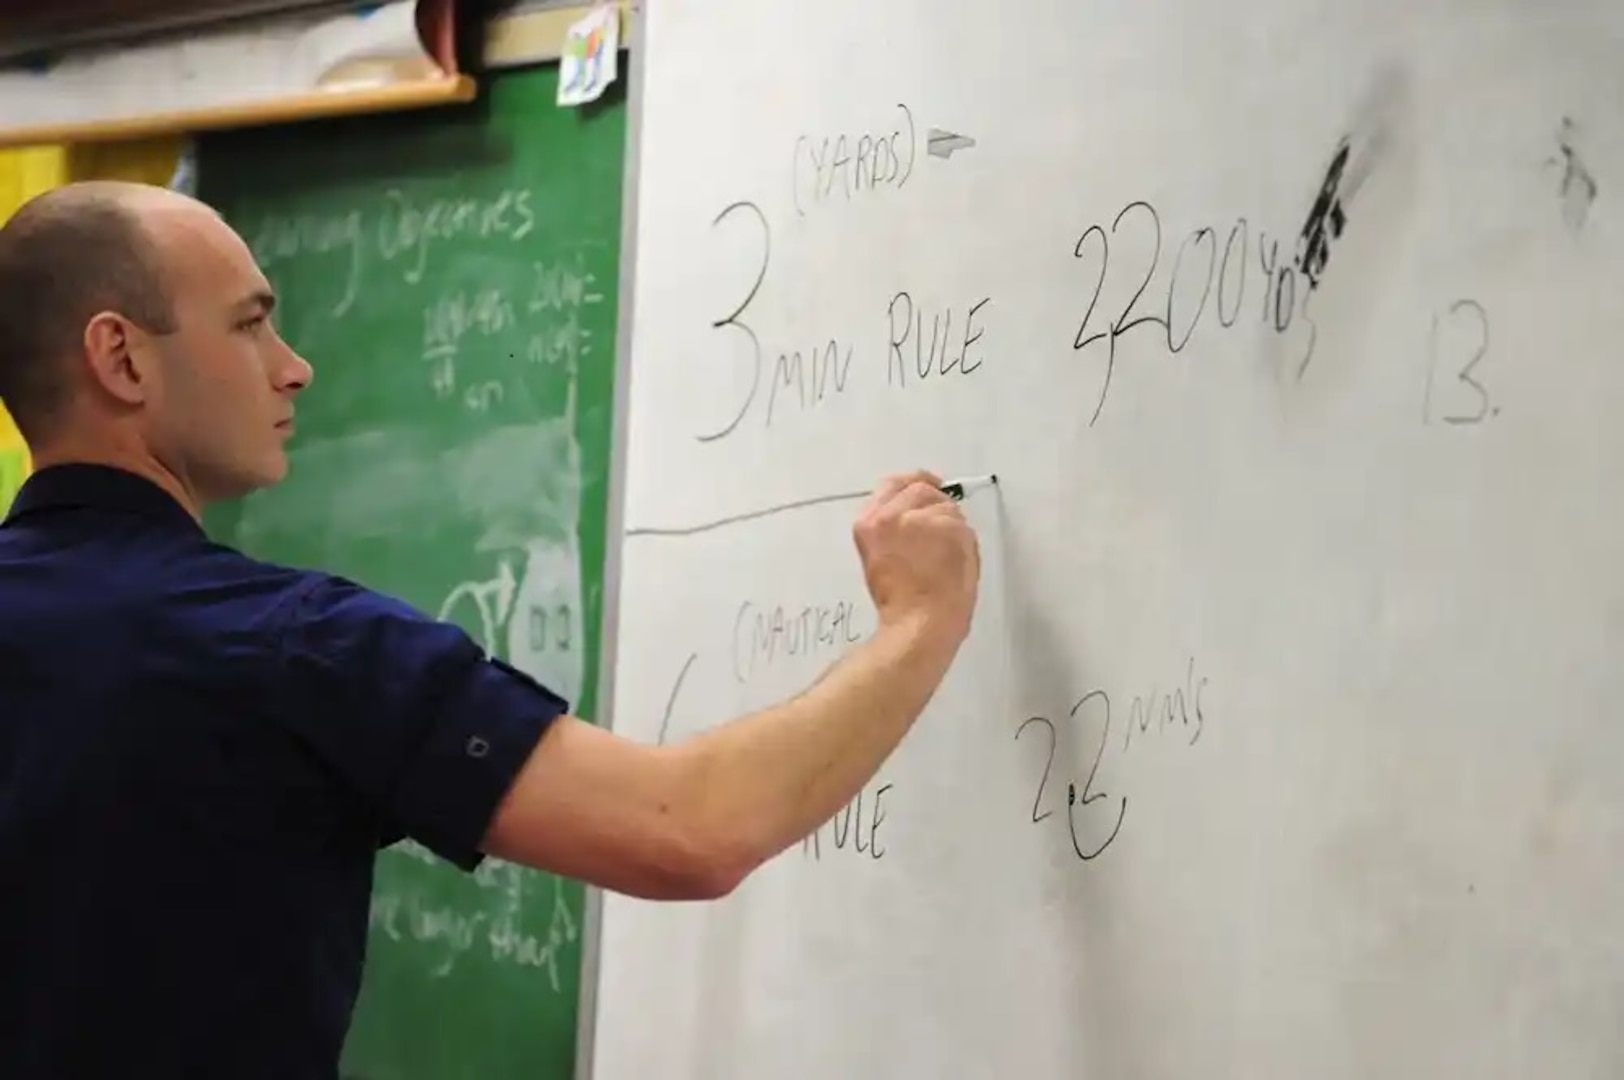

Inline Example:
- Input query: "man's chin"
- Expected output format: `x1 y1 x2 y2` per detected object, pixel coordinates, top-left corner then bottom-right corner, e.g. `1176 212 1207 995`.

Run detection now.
214 458 289 502
261 457 290 488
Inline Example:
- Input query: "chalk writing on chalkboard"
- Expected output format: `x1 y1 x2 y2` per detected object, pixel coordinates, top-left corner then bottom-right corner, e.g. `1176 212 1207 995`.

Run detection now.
248 189 538 320
246 190 608 413
420 254 602 410
370 848 580 990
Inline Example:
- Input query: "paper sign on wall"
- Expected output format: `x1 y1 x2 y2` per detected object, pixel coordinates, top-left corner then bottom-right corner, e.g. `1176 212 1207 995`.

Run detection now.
557 5 619 106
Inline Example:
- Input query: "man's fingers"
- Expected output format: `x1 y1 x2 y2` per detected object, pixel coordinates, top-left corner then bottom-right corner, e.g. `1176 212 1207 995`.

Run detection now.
902 501 971 527
862 470 944 514
861 472 920 512
883 479 955 516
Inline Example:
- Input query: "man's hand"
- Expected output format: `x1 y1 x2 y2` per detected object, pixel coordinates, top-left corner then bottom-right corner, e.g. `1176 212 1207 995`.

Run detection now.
853 470 982 643
483 469 987 901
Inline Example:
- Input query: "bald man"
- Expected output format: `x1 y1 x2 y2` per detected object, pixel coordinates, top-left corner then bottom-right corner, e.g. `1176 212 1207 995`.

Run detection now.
0 181 981 1078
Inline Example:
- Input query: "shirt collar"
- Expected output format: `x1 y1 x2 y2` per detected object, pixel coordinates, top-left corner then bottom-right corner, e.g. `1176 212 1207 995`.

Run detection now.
3 463 203 534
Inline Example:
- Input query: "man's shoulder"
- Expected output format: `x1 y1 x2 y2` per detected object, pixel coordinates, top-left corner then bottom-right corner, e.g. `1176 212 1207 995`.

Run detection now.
185 536 318 586
180 541 468 665
182 541 437 638
151 537 326 620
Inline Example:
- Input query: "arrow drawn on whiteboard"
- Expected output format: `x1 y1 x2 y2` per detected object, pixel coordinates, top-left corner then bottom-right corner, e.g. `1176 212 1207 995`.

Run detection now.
927 128 977 159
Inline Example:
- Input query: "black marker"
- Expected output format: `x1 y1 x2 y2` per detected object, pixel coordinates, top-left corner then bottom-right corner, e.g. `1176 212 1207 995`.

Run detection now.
939 474 998 501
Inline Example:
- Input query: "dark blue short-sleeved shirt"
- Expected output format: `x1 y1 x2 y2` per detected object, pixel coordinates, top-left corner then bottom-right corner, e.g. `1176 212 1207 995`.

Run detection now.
0 464 567 1078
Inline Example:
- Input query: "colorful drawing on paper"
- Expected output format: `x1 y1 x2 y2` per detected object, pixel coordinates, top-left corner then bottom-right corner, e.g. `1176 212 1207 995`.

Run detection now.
557 6 619 107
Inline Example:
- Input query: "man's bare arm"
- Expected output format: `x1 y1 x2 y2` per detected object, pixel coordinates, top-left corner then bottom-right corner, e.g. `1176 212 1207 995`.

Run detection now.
481 471 980 900
481 614 961 900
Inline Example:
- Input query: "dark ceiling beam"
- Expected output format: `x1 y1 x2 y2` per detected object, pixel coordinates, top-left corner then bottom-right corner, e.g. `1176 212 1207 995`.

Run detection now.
0 0 357 65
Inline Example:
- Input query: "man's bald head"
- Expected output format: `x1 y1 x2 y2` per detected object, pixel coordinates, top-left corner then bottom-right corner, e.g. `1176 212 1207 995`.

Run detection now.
0 180 186 441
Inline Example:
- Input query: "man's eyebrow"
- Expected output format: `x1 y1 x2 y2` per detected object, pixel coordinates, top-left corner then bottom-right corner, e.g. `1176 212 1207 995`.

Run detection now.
236 289 277 314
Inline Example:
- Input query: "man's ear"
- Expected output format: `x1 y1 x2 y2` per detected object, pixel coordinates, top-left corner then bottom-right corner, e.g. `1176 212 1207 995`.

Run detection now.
82 311 149 407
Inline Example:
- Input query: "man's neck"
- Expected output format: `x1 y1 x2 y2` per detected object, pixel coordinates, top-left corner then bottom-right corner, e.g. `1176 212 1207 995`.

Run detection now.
28 444 203 522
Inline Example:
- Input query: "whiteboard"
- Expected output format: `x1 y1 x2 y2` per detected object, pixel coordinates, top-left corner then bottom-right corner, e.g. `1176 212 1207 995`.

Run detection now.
593 2 1624 1077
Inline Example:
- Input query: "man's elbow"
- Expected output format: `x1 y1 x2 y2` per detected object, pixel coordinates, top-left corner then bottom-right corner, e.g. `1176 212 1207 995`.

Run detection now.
672 853 748 902
655 818 755 901
636 745 764 901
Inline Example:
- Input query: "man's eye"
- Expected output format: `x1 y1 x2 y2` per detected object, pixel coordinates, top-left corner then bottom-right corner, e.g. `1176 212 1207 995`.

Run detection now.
237 316 267 332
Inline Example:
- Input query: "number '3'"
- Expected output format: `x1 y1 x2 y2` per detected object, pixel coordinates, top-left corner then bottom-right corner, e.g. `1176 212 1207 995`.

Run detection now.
696 201 770 443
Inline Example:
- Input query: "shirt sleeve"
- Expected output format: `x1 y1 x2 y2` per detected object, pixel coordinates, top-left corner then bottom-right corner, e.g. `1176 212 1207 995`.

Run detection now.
272 572 568 871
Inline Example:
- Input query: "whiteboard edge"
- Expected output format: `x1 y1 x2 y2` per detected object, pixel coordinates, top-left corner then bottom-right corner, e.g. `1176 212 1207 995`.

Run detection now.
574 3 646 1078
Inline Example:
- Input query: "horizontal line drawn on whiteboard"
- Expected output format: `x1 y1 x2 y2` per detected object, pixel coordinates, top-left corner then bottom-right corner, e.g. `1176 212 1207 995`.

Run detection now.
626 476 1002 539
624 488 871 538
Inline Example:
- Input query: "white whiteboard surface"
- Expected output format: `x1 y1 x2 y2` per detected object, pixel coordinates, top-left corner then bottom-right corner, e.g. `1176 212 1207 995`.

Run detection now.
594 2 1624 1077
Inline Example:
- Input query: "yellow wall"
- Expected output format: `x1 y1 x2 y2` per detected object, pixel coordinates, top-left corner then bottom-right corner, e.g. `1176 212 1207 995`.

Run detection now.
0 138 185 511
0 407 24 511
67 138 189 189
0 148 60 509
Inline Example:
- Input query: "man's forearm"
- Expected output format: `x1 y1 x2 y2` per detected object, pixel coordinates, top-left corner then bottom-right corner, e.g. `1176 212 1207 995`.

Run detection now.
672 617 963 878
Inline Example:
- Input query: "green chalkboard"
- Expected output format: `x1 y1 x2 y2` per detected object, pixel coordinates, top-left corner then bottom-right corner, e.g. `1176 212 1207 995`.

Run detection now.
198 63 625 1080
